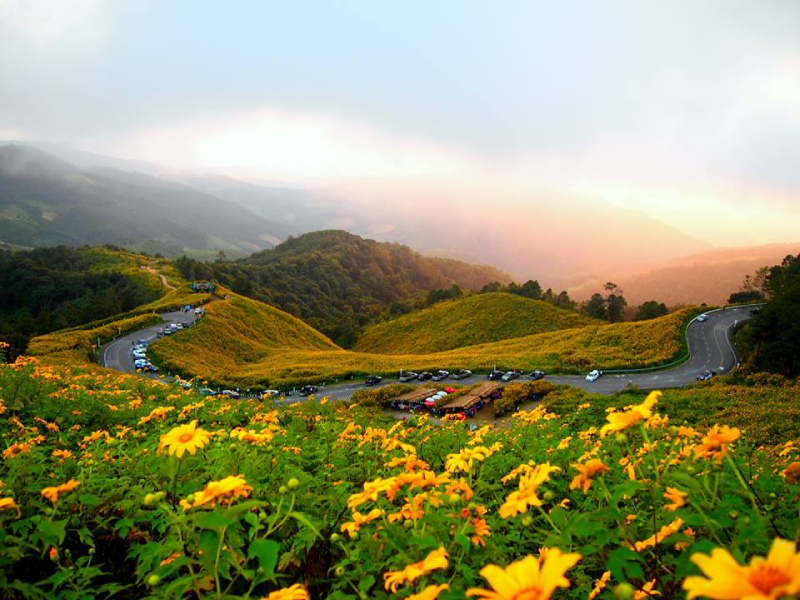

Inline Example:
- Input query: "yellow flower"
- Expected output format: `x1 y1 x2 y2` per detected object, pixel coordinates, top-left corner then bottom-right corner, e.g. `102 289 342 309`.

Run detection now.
783 462 800 485
467 549 582 600
3 442 32 459
634 518 684 552
183 475 252 509
694 425 741 461
408 584 450 600
341 508 384 538
684 538 800 600
383 547 449 593
157 420 210 458
634 580 660 599
600 391 661 437
499 463 559 518
0 497 20 518
41 479 81 504
260 583 310 600
663 486 687 511
569 459 611 493
445 446 490 473
589 570 612 600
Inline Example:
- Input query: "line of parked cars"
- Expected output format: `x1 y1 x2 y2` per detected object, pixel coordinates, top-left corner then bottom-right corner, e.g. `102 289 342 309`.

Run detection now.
157 320 195 338
130 340 159 373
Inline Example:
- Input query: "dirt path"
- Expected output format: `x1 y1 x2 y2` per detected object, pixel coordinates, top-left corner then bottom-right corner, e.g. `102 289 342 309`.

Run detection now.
141 266 176 290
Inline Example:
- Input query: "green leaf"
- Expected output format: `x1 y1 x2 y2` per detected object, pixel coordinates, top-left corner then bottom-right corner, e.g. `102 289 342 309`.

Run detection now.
38 519 67 546
194 512 236 530
607 547 644 581
408 535 439 550
290 512 322 540
455 533 471 555
358 574 376 593
249 539 279 575
114 517 135 538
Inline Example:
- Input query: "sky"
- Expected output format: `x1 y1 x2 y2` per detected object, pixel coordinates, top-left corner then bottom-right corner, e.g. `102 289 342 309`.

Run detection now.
1 0 799 246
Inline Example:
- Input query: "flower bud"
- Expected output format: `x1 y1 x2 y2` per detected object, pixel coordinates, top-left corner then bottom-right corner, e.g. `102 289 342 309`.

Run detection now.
613 583 635 600
147 574 161 587
287 478 300 490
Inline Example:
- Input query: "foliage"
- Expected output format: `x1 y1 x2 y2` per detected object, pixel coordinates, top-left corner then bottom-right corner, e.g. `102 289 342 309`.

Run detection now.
494 380 556 416
355 293 598 355
635 301 669 321
149 292 699 388
173 231 511 347
479 279 576 310
741 254 800 377
350 384 417 407
1 360 798 598
0 246 164 359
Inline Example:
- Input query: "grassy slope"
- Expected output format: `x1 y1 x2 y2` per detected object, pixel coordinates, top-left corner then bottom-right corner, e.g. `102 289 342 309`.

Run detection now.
150 292 695 387
354 292 598 354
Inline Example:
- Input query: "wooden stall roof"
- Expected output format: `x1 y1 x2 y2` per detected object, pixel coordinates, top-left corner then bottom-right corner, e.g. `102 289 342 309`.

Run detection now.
443 382 501 410
390 388 437 404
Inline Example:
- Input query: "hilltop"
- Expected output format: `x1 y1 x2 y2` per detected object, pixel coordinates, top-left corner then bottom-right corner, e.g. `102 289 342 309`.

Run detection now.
174 230 512 346
147 290 694 387
355 292 597 354
0 144 290 258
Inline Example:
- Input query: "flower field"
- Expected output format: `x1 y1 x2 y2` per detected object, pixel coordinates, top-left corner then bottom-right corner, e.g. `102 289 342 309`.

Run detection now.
1 356 799 599
354 293 599 354
147 293 698 388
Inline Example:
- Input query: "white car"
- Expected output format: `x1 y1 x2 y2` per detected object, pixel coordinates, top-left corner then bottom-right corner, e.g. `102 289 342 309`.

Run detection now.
132 350 147 359
585 370 602 382
697 314 709 322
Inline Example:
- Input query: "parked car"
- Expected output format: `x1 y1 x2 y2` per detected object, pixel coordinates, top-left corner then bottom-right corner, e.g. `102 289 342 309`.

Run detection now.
157 329 164 338
696 369 715 381
399 371 419 382
488 369 505 381
750 307 761 315
298 385 319 396
528 370 546 380
141 363 159 373
585 370 603 382
164 328 172 335
432 370 450 381
134 359 148 369
199 387 217 396
365 375 382 386
697 314 709 322
174 323 184 331
220 390 241 399
194 308 203 315
260 389 281 399
452 369 472 380
501 370 522 382
417 372 433 381
132 350 147 360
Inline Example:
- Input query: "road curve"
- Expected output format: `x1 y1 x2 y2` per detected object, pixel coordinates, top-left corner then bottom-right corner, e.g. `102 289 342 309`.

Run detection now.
100 304 756 399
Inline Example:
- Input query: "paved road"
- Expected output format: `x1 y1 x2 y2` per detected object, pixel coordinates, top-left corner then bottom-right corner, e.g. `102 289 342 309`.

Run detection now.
100 310 198 378
101 305 756 399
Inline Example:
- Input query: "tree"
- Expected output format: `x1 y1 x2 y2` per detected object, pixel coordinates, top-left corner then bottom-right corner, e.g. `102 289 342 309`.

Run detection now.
604 282 627 323
742 254 800 376
583 293 608 320
635 300 668 321
519 280 543 300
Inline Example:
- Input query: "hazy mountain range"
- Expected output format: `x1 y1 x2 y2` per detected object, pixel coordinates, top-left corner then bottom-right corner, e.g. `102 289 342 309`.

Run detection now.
2 141 794 305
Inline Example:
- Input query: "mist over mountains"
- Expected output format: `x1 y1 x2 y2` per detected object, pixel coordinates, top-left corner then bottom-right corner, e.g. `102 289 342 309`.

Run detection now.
1 141 790 304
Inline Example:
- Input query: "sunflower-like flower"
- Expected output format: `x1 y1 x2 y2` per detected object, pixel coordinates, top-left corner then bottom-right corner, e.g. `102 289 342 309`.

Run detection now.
663 486 687 511
260 583 310 600
157 420 210 458
182 475 252 509
41 479 81 504
383 547 449 593
0 497 20 518
467 549 582 600
569 459 611 493
445 446 490 473
783 461 800 485
684 538 800 599
408 584 450 600
694 425 741 461
499 463 559 518
600 391 660 437
341 508 384 538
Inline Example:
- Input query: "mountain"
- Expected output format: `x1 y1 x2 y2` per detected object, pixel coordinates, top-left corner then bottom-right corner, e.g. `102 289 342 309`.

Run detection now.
176 174 712 287
0 144 292 258
354 292 598 354
569 243 800 306
172 230 512 346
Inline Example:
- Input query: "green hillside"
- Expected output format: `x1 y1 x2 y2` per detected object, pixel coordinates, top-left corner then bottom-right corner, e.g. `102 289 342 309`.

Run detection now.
354 292 598 353
149 290 694 387
173 230 512 346
0 144 289 259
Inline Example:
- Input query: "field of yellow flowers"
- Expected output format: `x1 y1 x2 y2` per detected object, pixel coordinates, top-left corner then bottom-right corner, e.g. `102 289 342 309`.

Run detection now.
1 354 799 599
147 293 698 388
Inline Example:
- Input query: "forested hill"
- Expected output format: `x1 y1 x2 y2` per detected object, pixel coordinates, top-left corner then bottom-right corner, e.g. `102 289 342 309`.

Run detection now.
174 230 512 346
0 246 165 358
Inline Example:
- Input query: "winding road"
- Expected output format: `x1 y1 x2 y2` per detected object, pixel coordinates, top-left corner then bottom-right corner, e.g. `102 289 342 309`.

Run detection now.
100 304 756 400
